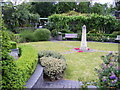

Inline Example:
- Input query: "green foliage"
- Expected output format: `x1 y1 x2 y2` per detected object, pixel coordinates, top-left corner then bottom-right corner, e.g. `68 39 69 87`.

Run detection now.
34 28 51 41
2 56 23 89
2 41 38 89
9 41 17 49
40 57 67 80
30 2 55 18
1 24 23 89
62 11 80 16
16 45 38 87
51 29 59 37
5 31 17 42
60 29 74 33
18 28 51 42
95 53 120 88
20 30 35 42
112 31 120 35
38 50 66 61
54 2 76 14
115 20 120 31
1 31 11 60
87 33 116 42
48 13 116 34
90 3 104 15
13 27 35 33
3 3 40 30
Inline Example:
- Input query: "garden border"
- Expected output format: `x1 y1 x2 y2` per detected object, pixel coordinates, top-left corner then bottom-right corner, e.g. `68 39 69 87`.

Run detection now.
25 64 43 88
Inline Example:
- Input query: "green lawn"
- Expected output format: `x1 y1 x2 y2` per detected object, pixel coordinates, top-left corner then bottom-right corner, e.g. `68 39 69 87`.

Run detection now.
19 41 118 82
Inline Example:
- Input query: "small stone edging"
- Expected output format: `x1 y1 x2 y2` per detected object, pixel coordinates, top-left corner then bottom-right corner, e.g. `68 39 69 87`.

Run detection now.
25 64 43 88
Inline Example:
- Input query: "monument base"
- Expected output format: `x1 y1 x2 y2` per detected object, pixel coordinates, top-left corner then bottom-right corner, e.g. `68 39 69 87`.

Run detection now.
80 47 88 51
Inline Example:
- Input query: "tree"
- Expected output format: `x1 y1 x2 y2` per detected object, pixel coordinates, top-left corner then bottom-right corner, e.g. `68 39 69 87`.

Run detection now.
75 2 89 13
115 0 120 10
54 2 76 14
91 3 104 15
30 2 55 17
3 2 40 32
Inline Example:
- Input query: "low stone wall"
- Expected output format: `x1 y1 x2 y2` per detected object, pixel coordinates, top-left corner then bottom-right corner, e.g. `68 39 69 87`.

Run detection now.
25 64 43 88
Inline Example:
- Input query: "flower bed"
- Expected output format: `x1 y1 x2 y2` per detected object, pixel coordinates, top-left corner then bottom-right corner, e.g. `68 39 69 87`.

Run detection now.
95 53 120 88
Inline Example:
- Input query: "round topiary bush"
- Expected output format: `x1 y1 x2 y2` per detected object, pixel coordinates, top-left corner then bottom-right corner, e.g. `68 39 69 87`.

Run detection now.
34 28 51 41
40 56 67 81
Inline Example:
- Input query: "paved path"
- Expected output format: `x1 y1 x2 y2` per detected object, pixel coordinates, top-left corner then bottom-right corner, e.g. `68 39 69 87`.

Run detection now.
40 80 81 88
40 79 97 89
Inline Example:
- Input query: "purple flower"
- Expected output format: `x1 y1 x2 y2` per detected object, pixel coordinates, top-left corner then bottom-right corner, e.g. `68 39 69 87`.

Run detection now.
102 63 107 69
115 67 119 71
109 63 113 66
110 75 116 79
103 78 107 82
112 80 117 84
118 77 120 80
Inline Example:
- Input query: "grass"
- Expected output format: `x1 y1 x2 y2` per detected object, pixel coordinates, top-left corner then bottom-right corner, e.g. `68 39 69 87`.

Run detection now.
19 41 118 82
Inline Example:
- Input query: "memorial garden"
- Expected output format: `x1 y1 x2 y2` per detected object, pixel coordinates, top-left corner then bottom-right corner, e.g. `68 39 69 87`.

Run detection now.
1 1 120 89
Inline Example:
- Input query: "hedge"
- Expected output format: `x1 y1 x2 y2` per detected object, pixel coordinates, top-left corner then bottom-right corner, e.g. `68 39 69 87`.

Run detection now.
9 41 17 49
48 13 116 34
16 45 38 87
61 32 117 42
2 45 38 89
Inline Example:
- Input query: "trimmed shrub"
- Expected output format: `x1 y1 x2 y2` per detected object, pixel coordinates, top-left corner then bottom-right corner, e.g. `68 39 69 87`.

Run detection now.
34 28 51 41
95 53 120 88
40 56 67 81
2 44 38 89
16 45 38 84
9 41 17 49
38 50 66 61
48 13 116 34
1 31 11 60
1 30 23 89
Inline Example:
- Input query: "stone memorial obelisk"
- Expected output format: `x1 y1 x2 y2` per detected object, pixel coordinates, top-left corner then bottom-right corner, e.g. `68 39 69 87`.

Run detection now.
80 25 88 51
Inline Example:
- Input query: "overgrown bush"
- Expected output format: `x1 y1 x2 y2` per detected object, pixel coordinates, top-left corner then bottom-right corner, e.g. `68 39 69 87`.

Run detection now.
9 41 17 49
38 50 66 61
34 28 51 41
20 30 35 42
40 56 67 81
95 53 120 88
